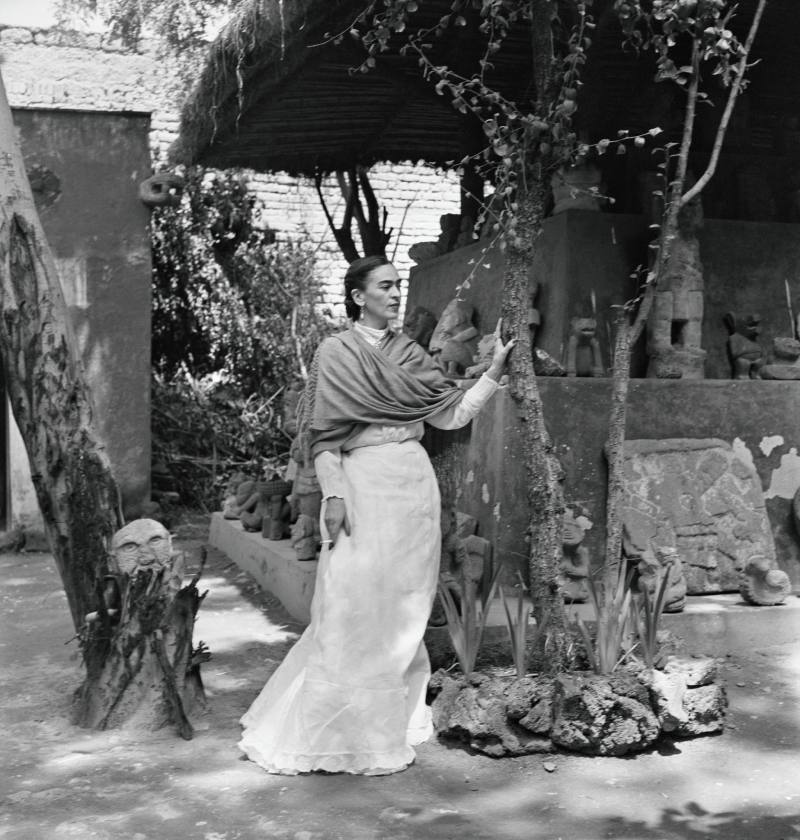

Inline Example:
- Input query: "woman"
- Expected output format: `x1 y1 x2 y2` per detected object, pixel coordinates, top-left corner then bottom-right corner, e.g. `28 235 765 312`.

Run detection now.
239 255 514 775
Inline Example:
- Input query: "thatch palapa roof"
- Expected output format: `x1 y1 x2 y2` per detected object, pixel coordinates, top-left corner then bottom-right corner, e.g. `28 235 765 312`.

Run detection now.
171 0 800 180
169 0 536 175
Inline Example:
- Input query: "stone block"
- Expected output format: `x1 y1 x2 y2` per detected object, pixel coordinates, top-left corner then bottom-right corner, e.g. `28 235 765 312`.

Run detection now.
622 438 777 593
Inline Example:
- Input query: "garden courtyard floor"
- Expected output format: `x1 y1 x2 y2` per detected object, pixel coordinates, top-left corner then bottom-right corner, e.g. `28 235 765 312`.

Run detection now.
1 514 799 840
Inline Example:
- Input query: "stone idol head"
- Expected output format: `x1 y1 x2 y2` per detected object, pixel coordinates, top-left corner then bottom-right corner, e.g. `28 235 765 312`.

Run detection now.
111 518 173 576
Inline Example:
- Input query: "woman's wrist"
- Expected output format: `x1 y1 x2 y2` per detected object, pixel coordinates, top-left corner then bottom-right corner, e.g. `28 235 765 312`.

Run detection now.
485 363 502 382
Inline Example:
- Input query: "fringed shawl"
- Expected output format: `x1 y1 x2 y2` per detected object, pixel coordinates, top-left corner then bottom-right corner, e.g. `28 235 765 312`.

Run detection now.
298 327 464 461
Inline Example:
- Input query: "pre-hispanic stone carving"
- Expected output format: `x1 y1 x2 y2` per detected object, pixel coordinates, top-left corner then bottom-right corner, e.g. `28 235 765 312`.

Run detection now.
624 535 687 613
647 196 706 379
565 317 604 377
621 438 777 594
558 508 591 602
260 476 293 540
429 299 479 375
403 305 438 349
75 519 207 737
138 172 184 208
464 332 497 378
759 336 800 380
551 162 605 214
723 312 764 379
739 555 792 605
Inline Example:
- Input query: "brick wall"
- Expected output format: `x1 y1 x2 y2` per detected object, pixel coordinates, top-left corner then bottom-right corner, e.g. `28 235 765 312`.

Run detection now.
0 24 461 316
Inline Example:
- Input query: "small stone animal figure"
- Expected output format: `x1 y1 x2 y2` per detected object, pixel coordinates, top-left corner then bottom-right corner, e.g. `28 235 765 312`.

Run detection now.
723 312 764 379
565 316 604 377
739 556 791 606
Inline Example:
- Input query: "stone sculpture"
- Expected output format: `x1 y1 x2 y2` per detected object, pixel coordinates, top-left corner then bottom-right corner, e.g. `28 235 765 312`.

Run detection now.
625 538 687 613
291 514 318 561
551 162 605 215
221 472 249 519
138 173 184 208
558 508 591 603
565 317 604 377
621 438 777 594
759 336 800 380
403 306 438 349
260 476 293 540
647 195 706 379
429 299 479 375
76 518 206 737
723 312 764 379
739 556 792 606
464 332 497 378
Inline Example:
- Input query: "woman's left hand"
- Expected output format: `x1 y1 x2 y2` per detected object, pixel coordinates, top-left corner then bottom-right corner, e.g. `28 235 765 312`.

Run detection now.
486 319 516 382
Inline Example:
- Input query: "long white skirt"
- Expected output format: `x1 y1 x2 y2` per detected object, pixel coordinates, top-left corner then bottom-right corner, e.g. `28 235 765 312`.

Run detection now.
238 439 441 775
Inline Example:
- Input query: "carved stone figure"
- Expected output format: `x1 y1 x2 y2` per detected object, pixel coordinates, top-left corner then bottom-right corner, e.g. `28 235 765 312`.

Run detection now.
759 336 800 380
403 306 438 349
291 515 318 561
724 312 764 379
551 162 605 215
647 195 707 379
260 476 293 540
429 299 479 375
739 556 792 606
625 538 687 613
464 333 497 378
76 518 206 737
621 438 777 594
565 317 604 377
558 508 590 602
222 472 249 518
110 517 177 578
138 173 184 208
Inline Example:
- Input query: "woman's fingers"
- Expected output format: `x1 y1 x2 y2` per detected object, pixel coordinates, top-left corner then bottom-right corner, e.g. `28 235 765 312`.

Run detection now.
324 497 348 547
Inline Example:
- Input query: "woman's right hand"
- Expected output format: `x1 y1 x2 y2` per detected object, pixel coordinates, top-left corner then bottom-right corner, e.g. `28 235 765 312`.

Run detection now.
323 497 351 548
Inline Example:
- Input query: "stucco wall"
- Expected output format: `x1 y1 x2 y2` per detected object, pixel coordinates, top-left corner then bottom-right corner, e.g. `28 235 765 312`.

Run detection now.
11 108 154 517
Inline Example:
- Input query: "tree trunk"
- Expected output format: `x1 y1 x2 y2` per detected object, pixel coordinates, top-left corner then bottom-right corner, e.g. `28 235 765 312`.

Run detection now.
501 175 569 673
0 71 205 735
0 71 121 630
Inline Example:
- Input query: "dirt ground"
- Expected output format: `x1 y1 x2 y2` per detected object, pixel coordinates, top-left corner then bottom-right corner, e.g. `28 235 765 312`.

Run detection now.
1 514 799 840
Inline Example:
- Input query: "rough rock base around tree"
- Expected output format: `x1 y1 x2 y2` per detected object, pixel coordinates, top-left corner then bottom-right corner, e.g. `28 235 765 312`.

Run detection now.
430 656 727 758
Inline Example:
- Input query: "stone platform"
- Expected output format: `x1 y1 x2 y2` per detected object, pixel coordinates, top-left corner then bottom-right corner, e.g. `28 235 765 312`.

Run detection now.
209 512 800 656
208 512 317 623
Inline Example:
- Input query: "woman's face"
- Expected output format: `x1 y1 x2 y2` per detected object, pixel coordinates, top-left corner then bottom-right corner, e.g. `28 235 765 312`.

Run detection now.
352 263 402 329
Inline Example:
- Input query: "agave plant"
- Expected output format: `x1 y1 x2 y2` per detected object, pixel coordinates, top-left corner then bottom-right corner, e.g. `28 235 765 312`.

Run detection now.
437 563 502 679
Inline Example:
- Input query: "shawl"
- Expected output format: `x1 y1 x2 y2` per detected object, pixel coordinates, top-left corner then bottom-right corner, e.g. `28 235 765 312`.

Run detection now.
298 326 464 460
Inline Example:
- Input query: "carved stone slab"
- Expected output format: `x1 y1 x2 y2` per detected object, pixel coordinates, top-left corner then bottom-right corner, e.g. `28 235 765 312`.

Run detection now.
621 438 776 594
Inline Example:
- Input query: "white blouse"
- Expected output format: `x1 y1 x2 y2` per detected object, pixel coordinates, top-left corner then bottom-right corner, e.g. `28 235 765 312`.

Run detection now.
314 322 499 499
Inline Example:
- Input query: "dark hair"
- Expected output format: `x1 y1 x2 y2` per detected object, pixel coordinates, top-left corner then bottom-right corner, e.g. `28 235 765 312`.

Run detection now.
344 255 390 321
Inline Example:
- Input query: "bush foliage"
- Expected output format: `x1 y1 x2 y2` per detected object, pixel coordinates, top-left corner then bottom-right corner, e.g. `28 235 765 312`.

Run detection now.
150 167 333 507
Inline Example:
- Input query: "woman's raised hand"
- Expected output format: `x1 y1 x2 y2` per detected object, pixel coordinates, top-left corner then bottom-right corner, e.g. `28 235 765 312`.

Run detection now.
486 319 516 382
323 497 351 549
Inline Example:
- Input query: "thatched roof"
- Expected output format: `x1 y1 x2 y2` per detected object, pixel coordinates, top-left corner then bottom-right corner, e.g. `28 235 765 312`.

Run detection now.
171 0 800 178
169 0 535 174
